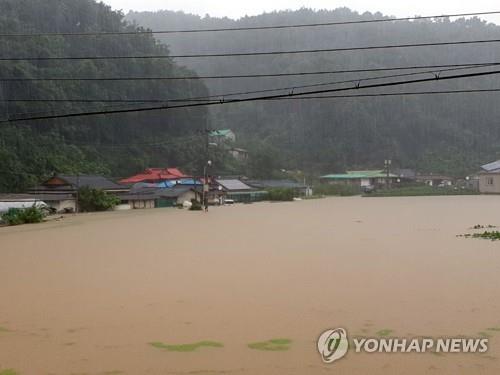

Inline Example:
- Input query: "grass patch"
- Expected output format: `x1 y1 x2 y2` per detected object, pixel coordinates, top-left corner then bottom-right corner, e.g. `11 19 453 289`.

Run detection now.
472 231 500 241
487 327 500 332
471 224 497 230
247 338 292 351
0 370 19 375
366 186 477 197
149 340 223 352
376 329 394 337
0 326 10 333
458 231 500 241
313 184 360 197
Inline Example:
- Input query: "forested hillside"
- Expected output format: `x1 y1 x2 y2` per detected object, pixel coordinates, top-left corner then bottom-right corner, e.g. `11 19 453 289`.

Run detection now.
2 4 500 194
0 0 218 192
127 8 500 176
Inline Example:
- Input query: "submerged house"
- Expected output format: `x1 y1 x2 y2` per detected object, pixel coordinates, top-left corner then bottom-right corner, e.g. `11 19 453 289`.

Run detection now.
120 185 201 209
215 179 267 203
478 160 500 194
392 168 417 183
320 170 398 188
28 174 127 212
245 179 311 197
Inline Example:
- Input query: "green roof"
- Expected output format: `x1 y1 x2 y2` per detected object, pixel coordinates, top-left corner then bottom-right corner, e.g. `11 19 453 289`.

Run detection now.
321 170 398 179
209 129 233 137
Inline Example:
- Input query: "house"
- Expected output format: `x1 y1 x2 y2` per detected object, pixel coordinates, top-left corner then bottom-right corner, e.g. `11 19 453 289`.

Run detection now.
392 168 417 183
209 129 236 143
28 174 127 212
215 179 267 203
229 147 249 161
120 185 201 209
320 170 398 188
478 160 500 193
245 179 311 197
120 168 188 185
415 174 454 187
30 175 128 194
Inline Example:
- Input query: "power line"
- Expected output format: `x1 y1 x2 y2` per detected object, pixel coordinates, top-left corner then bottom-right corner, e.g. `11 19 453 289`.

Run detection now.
0 10 498 37
3 64 492 106
1 38 500 61
1 62 500 82
12 89 500 150
274 88 500 100
8 87 500 105
0 98 213 103
3 68 500 123
0 63 489 114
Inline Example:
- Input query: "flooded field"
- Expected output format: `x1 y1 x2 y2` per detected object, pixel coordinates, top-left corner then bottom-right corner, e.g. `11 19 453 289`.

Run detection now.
1 196 500 374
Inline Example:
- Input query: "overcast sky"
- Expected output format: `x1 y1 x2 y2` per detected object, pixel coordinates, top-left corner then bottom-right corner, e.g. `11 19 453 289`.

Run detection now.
102 0 500 24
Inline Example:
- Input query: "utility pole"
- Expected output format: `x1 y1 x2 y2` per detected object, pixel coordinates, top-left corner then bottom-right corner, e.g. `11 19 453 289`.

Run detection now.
384 159 392 189
75 173 80 213
202 126 211 212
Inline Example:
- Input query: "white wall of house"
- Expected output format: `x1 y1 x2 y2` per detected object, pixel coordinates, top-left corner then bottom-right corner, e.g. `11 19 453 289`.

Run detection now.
360 178 371 187
176 191 197 205
479 174 500 193
129 200 155 209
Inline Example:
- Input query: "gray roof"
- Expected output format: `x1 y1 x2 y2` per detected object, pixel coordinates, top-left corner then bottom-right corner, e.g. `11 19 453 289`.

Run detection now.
245 179 307 189
216 179 253 191
481 160 500 172
393 169 417 179
59 175 126 190
32 175 127 191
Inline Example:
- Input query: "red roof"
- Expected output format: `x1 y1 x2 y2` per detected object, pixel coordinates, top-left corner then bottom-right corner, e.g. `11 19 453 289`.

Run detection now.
120 168 188 184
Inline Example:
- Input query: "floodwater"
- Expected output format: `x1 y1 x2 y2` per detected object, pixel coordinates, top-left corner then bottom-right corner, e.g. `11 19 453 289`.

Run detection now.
1 196 500 374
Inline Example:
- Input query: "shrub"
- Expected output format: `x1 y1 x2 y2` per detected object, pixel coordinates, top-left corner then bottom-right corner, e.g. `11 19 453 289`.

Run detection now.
366 186 478 197
78 187 120 212
266 188 295 201
189 199 203 211
314 184 360 197
1 206 45 226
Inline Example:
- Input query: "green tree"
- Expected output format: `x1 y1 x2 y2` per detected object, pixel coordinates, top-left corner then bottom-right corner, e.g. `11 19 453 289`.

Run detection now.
77 187 120 212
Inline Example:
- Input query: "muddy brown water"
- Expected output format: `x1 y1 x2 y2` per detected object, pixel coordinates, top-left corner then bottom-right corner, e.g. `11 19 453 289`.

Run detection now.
1 196 500 374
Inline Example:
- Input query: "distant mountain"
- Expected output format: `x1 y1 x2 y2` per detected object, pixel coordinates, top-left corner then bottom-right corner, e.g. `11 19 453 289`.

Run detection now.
127 8 500 176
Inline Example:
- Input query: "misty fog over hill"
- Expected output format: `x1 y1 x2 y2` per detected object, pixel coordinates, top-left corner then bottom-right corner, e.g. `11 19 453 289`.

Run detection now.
2 2 500 193
127 8 500 175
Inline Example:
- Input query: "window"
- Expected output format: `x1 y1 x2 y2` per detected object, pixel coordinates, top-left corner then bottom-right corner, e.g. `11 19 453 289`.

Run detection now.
487 177 494 186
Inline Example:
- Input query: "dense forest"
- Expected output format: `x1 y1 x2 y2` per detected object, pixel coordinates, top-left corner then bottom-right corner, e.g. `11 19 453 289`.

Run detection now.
127 8 500 177
2 3 500 193
0 0 233 192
